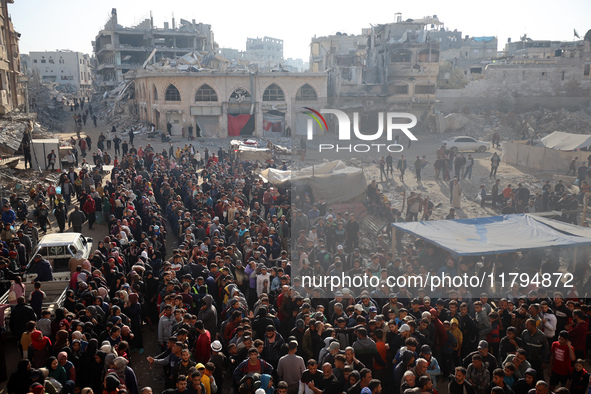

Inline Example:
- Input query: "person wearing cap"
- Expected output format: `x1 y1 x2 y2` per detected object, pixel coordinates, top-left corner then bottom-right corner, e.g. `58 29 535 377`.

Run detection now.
382 294 403 317
277 340 305 393
209 340 225 390
463 339 498 373
420 344 441 389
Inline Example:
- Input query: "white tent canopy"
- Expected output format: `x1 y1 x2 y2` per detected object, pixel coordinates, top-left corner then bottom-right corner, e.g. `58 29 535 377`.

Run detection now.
536 131 591 151
260 160 367 204
392 214 591 256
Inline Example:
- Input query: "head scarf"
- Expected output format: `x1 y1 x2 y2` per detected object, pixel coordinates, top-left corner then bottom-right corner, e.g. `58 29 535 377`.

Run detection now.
31 330 51 351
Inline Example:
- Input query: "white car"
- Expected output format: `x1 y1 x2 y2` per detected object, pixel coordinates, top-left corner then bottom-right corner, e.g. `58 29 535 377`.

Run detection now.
443 136 489 153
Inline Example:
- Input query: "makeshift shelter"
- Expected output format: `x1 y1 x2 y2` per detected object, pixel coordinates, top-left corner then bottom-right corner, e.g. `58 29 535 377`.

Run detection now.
536 131 591 151
392 214 591 257
259 160 366 204
31 139 62 172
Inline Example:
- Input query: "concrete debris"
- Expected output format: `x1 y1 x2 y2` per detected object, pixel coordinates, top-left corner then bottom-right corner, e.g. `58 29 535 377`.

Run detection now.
28 80 68 132
439 107 591 141
0 119 28 154
443 113 469 131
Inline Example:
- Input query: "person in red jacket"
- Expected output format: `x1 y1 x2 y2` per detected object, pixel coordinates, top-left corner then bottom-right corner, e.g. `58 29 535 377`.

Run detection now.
194 320 211 364
567 310 588 359
82 195 96 230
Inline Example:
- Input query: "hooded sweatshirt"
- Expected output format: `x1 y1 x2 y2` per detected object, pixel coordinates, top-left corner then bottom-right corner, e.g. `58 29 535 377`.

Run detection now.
259 374 274 394
198 295 218 335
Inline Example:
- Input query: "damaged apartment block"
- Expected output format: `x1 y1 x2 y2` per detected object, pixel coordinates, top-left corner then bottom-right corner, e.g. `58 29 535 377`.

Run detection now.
93 8 214 93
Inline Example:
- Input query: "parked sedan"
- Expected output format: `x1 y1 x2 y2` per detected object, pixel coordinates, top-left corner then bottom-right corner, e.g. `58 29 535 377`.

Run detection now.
442 136 489 153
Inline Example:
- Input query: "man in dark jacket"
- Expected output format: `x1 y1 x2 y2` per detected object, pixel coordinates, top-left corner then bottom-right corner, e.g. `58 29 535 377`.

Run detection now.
32 254 53 282
68 205 86 233
449 366 476 394
9 297 37 340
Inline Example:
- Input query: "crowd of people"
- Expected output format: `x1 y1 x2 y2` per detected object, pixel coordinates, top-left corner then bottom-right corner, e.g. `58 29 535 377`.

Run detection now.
1 128 591 394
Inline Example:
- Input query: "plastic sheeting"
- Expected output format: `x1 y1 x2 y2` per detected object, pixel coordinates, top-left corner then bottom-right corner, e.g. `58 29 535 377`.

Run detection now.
536 131 591 151
504 141 582 172
195 116 220 138
260 160 367 204
392 214 591 257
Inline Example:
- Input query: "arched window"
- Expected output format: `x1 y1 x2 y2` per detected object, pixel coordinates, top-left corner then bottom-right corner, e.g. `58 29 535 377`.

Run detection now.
195 84 218 102
295 84 317 101
153 85 158 101
165 84 181 101
263 83 285 101
229 87 251 102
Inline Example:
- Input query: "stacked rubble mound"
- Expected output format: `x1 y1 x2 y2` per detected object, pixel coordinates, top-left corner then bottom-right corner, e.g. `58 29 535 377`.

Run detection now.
28 81 67 132
440 107 591 141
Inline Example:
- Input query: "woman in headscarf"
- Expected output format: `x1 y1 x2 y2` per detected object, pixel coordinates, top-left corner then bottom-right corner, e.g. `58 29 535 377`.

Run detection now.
97 240 109 256
103 373 121 394
113 356 138 394
124 292 143 352
7 359 39 394
47 356 67 386
29 330 52 368
53 330 70 356
70 339 83 366
51 308 66 339
90 351 107 394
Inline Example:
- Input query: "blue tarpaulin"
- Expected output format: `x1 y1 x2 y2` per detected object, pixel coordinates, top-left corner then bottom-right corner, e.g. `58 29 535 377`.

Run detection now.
392 214 591 256
472 36 495 42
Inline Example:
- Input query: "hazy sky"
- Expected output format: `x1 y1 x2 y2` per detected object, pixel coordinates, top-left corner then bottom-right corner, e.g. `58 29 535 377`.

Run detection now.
10 0 591 61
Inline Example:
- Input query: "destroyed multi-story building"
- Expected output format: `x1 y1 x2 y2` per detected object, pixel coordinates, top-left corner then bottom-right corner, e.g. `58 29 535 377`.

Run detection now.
309 31 369 73
0 0 25 115
93 8 214 92
309 16 441 131
28 50 92 96
245 37 283 68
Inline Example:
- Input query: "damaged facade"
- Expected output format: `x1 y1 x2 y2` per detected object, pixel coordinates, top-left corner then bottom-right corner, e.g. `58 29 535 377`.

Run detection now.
245 37 283 68
93 8 214 92
309 16 441 132
132 67 326 138
437 40 591 112
28 50 92 96
0 0 25 115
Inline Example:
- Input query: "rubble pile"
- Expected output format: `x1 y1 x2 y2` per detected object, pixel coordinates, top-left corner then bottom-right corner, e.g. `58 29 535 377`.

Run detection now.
28 81 68 132
441 107 591 141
